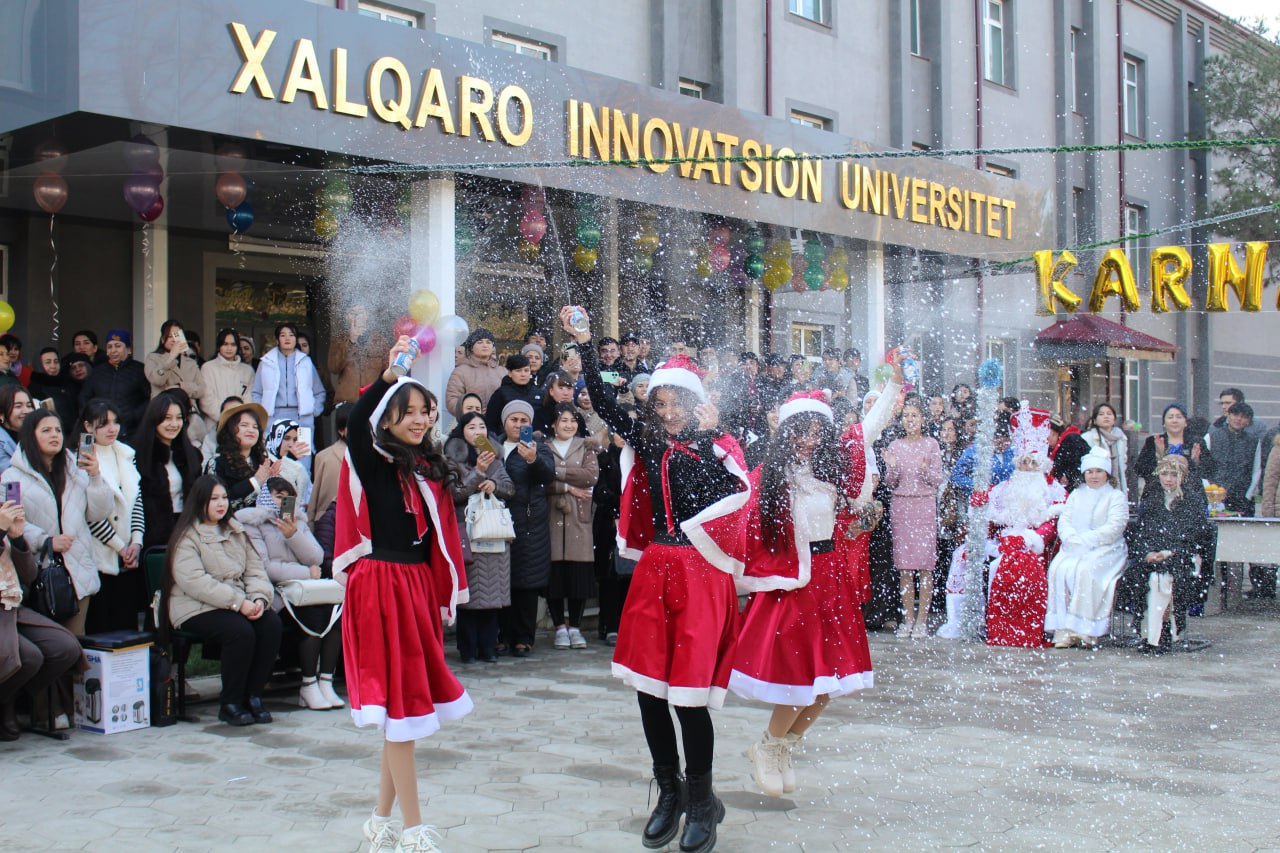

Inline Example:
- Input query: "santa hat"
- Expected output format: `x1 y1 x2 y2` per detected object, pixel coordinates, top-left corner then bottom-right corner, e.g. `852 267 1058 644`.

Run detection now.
1010 403 1052 468
1079 448 1112 474
779 389 833 425
648 354 707 403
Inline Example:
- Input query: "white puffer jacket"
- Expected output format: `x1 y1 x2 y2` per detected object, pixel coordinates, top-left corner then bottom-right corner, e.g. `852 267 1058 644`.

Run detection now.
88 440 143 576
1 447 114 598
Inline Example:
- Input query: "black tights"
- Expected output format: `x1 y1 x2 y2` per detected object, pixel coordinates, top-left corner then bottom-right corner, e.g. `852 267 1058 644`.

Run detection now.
637 692 714 775
290 605 342 678
547 598 585 628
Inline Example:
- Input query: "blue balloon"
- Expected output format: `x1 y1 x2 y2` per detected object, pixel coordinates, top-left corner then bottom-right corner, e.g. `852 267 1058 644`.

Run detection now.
977 358 1004 389
226 202 254 234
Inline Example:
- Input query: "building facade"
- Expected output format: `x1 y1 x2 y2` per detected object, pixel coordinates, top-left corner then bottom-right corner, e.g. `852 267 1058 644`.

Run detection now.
0 0 1272 427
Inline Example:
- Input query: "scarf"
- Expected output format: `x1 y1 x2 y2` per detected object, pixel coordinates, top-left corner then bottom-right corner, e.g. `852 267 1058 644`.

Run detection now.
266 418 300 459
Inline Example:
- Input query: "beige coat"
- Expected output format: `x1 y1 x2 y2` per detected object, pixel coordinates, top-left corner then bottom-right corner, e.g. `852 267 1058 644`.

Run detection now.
308 439 346 518
1260 435 1280 517
547 437 599 564
328 331 391 404
199 355 255 422
445 354 505 418
144 351 204 402
167 519 273 628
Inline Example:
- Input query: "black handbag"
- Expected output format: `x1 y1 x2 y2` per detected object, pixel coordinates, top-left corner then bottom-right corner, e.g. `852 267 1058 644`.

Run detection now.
31 540 78 622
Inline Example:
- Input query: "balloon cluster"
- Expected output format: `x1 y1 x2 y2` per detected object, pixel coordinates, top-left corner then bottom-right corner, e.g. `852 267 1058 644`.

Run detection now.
32 139 69 216
572 198 600 273
708 224 731 274
392 289 471 360
215 144 253 234
803 235 825 291
743 228 766 281
826 246 850 291
761 239 792 291
314 174 351 242
632 210 660 275
517 187 548 262
123 135 165 223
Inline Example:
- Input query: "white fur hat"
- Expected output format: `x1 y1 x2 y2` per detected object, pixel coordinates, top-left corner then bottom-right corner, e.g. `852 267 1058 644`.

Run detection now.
779 390 833 425
1079 448 1112 474
648 354 707 403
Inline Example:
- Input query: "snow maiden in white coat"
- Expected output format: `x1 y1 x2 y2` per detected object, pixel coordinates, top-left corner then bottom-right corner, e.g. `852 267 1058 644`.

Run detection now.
1044 448 1129 648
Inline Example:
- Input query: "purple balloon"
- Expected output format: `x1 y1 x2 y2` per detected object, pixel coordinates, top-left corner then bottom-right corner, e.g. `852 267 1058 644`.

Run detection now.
123 172 161 214
124 134 159 171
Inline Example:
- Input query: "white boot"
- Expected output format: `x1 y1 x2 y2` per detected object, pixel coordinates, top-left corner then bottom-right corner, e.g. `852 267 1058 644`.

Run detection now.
299 677 331 710
318 674 345 708
396 824 444 852
780 731 802 793
363 813 402 853
746 731 786 797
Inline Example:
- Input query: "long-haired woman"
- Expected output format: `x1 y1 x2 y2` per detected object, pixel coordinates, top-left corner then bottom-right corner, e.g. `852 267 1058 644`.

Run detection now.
1082 402 1129 496
731 391 874 799
335 337 470 853
200 328 254 432
206 401 275 511
0 384 34 472
133 391 203 548
562 306 750 853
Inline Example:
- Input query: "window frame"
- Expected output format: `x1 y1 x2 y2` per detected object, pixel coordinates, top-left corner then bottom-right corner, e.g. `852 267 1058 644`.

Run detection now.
1124 358 1141 426
1123 55 1144 138
357 1 420 27
492 32 554 61
984 0 1006 85
1125 203 1144 261
678 79 706 99
1069 28 1081 113
789 110 830 131
909 0 923 56
788 0 831 26
790 323 826 360
985 162 1017 179
1071 187 1087 247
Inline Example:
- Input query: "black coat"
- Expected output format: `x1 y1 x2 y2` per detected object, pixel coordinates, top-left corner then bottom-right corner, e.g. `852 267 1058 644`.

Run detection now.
504 440 555 590
1134 434 1215 497
484 376 541 436
79 359 150 438
28 372 81 435
1051 430 1092 491
1118 490 1213 614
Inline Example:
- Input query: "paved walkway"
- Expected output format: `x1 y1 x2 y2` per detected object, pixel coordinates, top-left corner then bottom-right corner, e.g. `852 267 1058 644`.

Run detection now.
4 608 1280 852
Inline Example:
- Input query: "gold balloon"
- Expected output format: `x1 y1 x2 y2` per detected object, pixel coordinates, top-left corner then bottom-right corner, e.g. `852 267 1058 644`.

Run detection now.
1087 249 1141 314
635 222 660 255
0 301 14 334
765 239 790 261
573 245 599 272
828 268 850 291
762 266 789 291
1206 241 1267 312
517 239 540 263
1149 246 1193 313
828 247 850 270
1033 249 1082 315
314 209 339 241
408 289 441 325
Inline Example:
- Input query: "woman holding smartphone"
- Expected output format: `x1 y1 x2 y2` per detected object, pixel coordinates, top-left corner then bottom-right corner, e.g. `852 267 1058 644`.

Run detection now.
144 320 204 405
0 385 35 472
498 400 554 657
264 418 313 508
206 401 277 512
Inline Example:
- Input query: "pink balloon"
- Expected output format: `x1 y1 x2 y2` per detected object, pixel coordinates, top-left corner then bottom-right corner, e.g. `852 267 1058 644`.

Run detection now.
709 243 731 273
34 140 68 172
33 174 68 214
392 315 416 340
215 172 248 209
138 195 164 222
519 209 548 244
415 325 437 354
708 225 731 246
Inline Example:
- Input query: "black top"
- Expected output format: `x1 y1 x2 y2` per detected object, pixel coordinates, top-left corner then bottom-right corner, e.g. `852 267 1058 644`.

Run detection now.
348 375 432 555
582 345 741 542
1134 433 1215 495
79 359 150 438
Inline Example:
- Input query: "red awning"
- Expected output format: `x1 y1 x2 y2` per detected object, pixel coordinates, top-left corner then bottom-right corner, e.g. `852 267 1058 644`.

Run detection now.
1033 315 1178 362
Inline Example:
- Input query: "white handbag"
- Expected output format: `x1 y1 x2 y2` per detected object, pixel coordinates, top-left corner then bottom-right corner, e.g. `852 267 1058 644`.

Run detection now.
466 492 517 542
276 579 344 638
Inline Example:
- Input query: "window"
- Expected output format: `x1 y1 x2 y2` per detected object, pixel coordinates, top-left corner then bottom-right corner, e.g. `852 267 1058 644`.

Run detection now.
678 79 705 99
1069 28 1081 113
790 110 830 130
788 0 830 25
985 162 1016 178
910 0 922 56
1072 187 1087 246
1123 56 1144 137
492 32 553 60
984 0 1006 84
984 338 1017 396
1124 358 1141 426
790 324 826 359
357 2 419 27
912 142 931 151
1125 204 1144 260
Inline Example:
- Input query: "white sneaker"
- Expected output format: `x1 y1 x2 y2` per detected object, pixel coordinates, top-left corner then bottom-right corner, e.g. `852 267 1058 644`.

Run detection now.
396 824 444 853
299 679 331 710
780 732 801 793
364 815 402 853
318 675 345 708
894 621 913 638
747 733 785 797
568 627 587 649
912 622 929 640
554 627 571 650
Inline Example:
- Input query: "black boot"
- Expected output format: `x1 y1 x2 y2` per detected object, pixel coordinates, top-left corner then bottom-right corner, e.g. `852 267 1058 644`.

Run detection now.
679 770 725 853
642 764 684 848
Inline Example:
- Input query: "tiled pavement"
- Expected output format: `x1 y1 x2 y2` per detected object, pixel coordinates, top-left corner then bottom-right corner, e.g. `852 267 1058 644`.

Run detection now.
5 608 1280 852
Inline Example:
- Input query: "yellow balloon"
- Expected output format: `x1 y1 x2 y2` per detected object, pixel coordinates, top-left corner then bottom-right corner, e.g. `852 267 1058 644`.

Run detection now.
408 289 441 325
828 269 850 291
573 245 598 273
0 301 14 334
762 266 789 291
517 239 540 263
314 209 339 241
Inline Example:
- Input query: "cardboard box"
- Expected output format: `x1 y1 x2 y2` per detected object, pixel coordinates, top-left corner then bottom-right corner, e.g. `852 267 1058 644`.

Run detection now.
74 631 152 734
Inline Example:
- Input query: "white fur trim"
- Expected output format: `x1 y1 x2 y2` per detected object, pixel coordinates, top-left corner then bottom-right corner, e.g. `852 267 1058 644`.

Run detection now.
680 445 750 575
368 376 430 461
648 367 707 402
611 662 727 710
728 668 874 705
778 398 833 425
734 506 814 594
415 472 465 625
349 692 474 742
615 443 638 557
332 450 372 580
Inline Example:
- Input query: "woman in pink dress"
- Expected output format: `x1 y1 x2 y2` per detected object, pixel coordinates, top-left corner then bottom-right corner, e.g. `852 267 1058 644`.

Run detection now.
884 399 943 638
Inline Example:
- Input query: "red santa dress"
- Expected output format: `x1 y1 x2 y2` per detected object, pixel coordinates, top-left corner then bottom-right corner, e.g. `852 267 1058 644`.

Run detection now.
334 376 471 742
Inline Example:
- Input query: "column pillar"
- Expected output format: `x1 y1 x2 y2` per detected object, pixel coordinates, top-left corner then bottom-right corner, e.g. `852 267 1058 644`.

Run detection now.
864 242 886 366
132 127 168 349
407 176 456 422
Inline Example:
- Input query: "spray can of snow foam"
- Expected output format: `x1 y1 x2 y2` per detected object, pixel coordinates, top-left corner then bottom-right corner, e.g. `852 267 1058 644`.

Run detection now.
390 338 420 377
569 307 589 335
901 355 920 389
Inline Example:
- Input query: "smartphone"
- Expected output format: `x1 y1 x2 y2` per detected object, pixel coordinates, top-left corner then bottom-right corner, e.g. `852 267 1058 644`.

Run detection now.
4 482 19 505
79 433 96 464
278 495 296 523
519 424 534 445
296 426 312 447
40 397 56 411
472 434 497 457
600 371 621 385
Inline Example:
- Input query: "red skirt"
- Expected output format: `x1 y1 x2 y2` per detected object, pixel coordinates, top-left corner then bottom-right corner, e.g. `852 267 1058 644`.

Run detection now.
986 540 1050 648
730 550 874 705
611 544 740 709
343 557 473 741
834 522 872 606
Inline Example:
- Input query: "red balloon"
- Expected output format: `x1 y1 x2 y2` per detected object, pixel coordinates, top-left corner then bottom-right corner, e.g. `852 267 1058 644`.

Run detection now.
519 209 548 244
708 225 731 246
138 195 164 222
33 174 68 214
392 315 417 340
215 172 248 209
709 243 731 273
